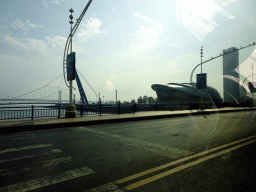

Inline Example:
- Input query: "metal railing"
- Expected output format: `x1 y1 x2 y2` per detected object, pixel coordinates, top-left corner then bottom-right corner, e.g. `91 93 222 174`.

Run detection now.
0 105 66 120
0 102 253 120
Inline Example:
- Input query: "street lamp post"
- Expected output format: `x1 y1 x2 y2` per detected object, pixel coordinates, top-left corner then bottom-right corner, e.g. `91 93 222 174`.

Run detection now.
63 0 93 117
116 90 117 105
199 46 205 109
252 63 254 106
201 46 203 74
65 8 76 118
191 42 256 85
190 42 256 110
69 9 73 106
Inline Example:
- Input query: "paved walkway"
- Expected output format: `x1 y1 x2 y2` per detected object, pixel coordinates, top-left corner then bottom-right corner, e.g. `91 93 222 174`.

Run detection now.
0 107 255 135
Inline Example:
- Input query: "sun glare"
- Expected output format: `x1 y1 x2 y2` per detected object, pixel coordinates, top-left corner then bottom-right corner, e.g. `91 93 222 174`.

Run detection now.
175 0 233 41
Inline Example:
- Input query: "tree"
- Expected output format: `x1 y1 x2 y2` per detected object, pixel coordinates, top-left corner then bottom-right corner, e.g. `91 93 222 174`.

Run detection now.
131 99 135 104
123 101 130 105
143 95 148 104
148 96 155 103
137 96 143 103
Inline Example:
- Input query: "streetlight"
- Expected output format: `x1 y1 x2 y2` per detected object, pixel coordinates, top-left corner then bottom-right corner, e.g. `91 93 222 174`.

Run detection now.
190 43 256 85
65 8 77 118
69 8 74 106
69 8 74 107
199 46 205 109
63 0 93 117
252 63 254 106
201 46 203 74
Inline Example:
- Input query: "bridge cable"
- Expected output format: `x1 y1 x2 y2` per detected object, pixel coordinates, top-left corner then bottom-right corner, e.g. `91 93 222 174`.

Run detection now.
11 74 64 99
76 68 98 97
0 93 12 98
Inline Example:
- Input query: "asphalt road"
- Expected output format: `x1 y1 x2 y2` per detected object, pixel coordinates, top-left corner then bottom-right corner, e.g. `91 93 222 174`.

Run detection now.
0 110 256 192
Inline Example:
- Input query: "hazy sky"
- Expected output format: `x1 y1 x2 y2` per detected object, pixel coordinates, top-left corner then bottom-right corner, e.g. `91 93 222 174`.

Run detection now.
1 0 256 102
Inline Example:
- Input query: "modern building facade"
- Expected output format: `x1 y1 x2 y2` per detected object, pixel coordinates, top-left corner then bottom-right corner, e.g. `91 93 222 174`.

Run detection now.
151 83 222 104
223 47 240 102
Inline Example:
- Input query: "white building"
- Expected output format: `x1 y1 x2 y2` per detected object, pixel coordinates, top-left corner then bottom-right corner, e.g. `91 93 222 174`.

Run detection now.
151 83 222 104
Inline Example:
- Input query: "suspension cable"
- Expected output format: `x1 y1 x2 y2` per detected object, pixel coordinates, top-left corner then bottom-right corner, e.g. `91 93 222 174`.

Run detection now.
0 93 12 98
11 74 64 99
76 68 98 97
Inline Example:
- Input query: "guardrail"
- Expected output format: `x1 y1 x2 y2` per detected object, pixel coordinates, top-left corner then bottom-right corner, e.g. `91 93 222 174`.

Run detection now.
0 102 252 120
0 105 66 120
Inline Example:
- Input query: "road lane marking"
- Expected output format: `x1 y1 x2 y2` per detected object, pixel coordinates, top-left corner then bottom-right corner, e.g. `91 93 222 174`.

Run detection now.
0 166 95 192
14 136 38 140
0 148 62 164
0 144 53 154
83 182 124 192
73 127 193 158
42 156 72 167
0 156 73 176
75 116 219 134
116 134 256 184
123 138 256 190
2 133 35 138
1 132 37 140
85 134 256 192
0 155 34 164
50 148 62 153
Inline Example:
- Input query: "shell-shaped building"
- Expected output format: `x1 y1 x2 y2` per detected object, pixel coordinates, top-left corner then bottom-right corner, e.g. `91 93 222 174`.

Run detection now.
151 83 222 104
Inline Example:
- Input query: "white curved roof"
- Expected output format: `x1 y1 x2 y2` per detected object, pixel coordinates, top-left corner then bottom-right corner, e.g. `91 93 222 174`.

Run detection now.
151 83 222 100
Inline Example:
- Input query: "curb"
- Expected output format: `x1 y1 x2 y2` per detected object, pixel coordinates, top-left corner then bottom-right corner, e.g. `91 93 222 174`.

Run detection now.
1 112 192 135
1 108 255 135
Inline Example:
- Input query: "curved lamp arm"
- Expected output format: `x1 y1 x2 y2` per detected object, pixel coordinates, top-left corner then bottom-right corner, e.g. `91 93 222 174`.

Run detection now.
190 43 256 85
63 0 93 89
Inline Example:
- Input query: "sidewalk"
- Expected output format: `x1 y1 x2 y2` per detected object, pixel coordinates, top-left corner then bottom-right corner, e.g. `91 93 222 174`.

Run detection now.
0 107 255 135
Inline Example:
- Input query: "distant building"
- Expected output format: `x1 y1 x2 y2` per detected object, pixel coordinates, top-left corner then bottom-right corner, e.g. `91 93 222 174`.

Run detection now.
151 83 222 104
223 47 240 102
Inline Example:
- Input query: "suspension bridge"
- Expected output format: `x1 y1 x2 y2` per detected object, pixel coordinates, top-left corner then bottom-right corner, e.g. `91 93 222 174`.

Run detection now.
0 68 98 105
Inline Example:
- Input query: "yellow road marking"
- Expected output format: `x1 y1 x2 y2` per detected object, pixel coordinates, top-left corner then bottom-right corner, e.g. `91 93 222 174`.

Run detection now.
116 134 256 184
124 138 256 190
